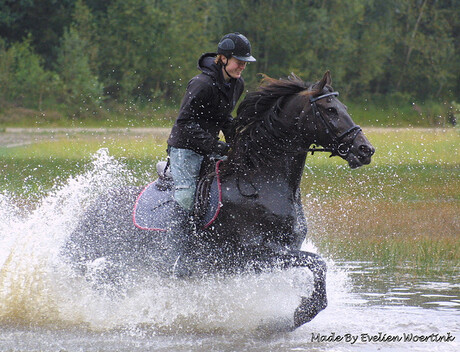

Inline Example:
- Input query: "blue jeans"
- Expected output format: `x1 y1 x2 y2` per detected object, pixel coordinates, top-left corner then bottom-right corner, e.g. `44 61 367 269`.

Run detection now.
169 147 204 211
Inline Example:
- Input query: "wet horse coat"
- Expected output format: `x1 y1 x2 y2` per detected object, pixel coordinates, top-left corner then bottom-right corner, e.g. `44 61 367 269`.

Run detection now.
64 72 375 330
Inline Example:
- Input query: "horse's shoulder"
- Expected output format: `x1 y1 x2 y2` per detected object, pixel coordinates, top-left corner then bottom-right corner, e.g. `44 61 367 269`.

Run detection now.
219 176 295 221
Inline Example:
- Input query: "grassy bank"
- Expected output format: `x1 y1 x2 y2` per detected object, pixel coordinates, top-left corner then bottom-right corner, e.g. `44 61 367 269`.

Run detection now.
301 128 459 273
0 105 178 129
1 99 458 128
0 127 458 272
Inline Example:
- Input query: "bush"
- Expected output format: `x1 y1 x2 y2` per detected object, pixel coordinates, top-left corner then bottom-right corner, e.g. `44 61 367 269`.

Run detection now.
0 37 57 109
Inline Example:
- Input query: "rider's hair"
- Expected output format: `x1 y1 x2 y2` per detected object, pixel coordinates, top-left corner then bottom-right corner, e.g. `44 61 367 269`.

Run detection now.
214 54 227 65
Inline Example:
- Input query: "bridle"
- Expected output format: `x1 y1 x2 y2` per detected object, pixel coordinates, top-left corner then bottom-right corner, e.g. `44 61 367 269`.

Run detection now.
307 91 362 157
232 89 363 198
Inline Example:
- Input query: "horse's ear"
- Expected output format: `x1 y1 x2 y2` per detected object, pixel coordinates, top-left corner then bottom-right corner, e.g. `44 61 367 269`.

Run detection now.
318 71 332 90
325 70 332 86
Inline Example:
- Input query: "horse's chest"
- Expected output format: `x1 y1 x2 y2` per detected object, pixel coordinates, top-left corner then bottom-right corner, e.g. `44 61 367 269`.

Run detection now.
219 180 296 245
224 179 294 215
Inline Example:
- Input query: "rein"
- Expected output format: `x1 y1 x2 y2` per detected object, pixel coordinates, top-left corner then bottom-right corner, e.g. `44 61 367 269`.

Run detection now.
307 91 362 157
230 89 363 198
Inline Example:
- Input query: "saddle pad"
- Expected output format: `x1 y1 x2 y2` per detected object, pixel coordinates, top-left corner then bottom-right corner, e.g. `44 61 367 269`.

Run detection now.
132 180 175 231
133 160 223 231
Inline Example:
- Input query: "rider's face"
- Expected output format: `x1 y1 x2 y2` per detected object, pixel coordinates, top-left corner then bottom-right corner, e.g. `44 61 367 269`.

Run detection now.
223 57 247 80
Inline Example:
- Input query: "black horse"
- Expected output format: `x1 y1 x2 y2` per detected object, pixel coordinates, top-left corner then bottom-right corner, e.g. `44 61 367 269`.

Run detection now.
64 71 374 330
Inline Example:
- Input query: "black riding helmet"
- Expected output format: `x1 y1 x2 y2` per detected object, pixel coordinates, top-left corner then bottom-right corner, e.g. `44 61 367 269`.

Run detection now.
217 32 256 62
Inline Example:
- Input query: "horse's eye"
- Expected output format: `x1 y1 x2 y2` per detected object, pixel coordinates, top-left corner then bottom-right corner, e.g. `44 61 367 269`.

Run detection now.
327 107 337 114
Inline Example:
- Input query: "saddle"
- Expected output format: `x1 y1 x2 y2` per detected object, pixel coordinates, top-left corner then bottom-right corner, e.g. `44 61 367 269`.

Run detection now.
132 158 223 231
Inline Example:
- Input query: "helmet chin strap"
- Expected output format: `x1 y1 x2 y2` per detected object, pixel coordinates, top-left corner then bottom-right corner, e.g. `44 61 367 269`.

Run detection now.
222 58 234 80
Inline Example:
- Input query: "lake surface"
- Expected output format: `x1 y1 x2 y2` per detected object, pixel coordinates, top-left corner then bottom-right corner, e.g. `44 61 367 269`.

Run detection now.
0 259 457 352
0 149 458 351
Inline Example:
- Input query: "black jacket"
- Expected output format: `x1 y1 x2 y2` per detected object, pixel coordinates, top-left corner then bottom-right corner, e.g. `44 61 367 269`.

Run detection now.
167 53 244 155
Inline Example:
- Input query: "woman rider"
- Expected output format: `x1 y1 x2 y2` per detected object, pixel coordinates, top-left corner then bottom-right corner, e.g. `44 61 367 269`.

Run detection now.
168 33 256 212
166 33 256 275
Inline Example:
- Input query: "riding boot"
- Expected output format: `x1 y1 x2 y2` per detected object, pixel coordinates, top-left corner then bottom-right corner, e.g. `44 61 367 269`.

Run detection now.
169 202 195 278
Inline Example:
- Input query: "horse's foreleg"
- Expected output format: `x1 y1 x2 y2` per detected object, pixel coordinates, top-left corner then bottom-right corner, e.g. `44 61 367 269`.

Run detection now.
271 249 327 328
295 251 327 328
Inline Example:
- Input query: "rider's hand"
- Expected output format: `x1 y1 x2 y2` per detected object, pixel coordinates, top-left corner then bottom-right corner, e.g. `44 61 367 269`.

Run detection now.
214 141 230 155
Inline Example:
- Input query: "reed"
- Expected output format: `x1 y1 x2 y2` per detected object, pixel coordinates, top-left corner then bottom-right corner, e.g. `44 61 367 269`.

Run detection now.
306 197 459 273
302 128 459 272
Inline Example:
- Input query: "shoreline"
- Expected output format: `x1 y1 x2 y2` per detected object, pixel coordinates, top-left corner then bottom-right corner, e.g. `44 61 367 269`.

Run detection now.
0 126 456 148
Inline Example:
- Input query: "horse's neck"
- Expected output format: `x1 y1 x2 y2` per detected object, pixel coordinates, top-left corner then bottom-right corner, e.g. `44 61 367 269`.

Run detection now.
247 152 307 192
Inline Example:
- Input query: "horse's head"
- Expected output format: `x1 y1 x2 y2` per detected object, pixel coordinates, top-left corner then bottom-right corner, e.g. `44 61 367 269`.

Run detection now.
301 71 375 168
230 71 374 171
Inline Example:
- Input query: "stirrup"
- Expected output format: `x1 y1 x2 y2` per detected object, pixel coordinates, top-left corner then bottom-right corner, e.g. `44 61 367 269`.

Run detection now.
156 159 172 179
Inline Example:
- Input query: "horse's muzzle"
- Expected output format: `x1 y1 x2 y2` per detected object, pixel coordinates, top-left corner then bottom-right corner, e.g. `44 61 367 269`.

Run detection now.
346 136 375 169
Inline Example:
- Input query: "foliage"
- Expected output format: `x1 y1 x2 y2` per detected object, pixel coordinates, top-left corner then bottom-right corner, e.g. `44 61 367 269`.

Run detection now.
0 0 458 123
0 0 76 64
55 26 103 117
0 37 58 109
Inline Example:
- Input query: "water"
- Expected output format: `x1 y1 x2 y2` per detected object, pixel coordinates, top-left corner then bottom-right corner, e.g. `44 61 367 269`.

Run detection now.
0 150 458 351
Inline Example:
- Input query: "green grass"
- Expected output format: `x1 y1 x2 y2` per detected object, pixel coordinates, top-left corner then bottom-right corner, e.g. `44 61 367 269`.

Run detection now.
0 127 458 272
0 134 169 202
0 136 168 159
0 105 178 128
347 99 456 127
300 128 459 273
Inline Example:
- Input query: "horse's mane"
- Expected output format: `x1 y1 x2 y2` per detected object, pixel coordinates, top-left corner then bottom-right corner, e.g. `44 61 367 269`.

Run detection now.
226 74 319 172
237 74 308 121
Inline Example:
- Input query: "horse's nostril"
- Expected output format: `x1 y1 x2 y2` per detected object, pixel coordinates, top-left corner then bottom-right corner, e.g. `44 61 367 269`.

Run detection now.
369 145 375 156
359 144 374 157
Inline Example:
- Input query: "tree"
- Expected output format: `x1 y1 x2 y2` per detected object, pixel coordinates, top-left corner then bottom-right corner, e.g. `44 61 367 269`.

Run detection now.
55 26 103 116
389 0 457 99
0 0 459 112
0 36 55 109
96 0 167 101
0 0 76 67
72 0 99 74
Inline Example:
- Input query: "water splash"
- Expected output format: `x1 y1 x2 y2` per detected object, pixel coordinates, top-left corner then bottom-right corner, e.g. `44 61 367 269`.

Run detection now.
2 150 455 351
0 149 132 326
0 148 345 335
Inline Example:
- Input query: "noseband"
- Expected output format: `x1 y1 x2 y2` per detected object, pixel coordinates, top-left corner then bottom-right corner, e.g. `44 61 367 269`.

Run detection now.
308 92 362 157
